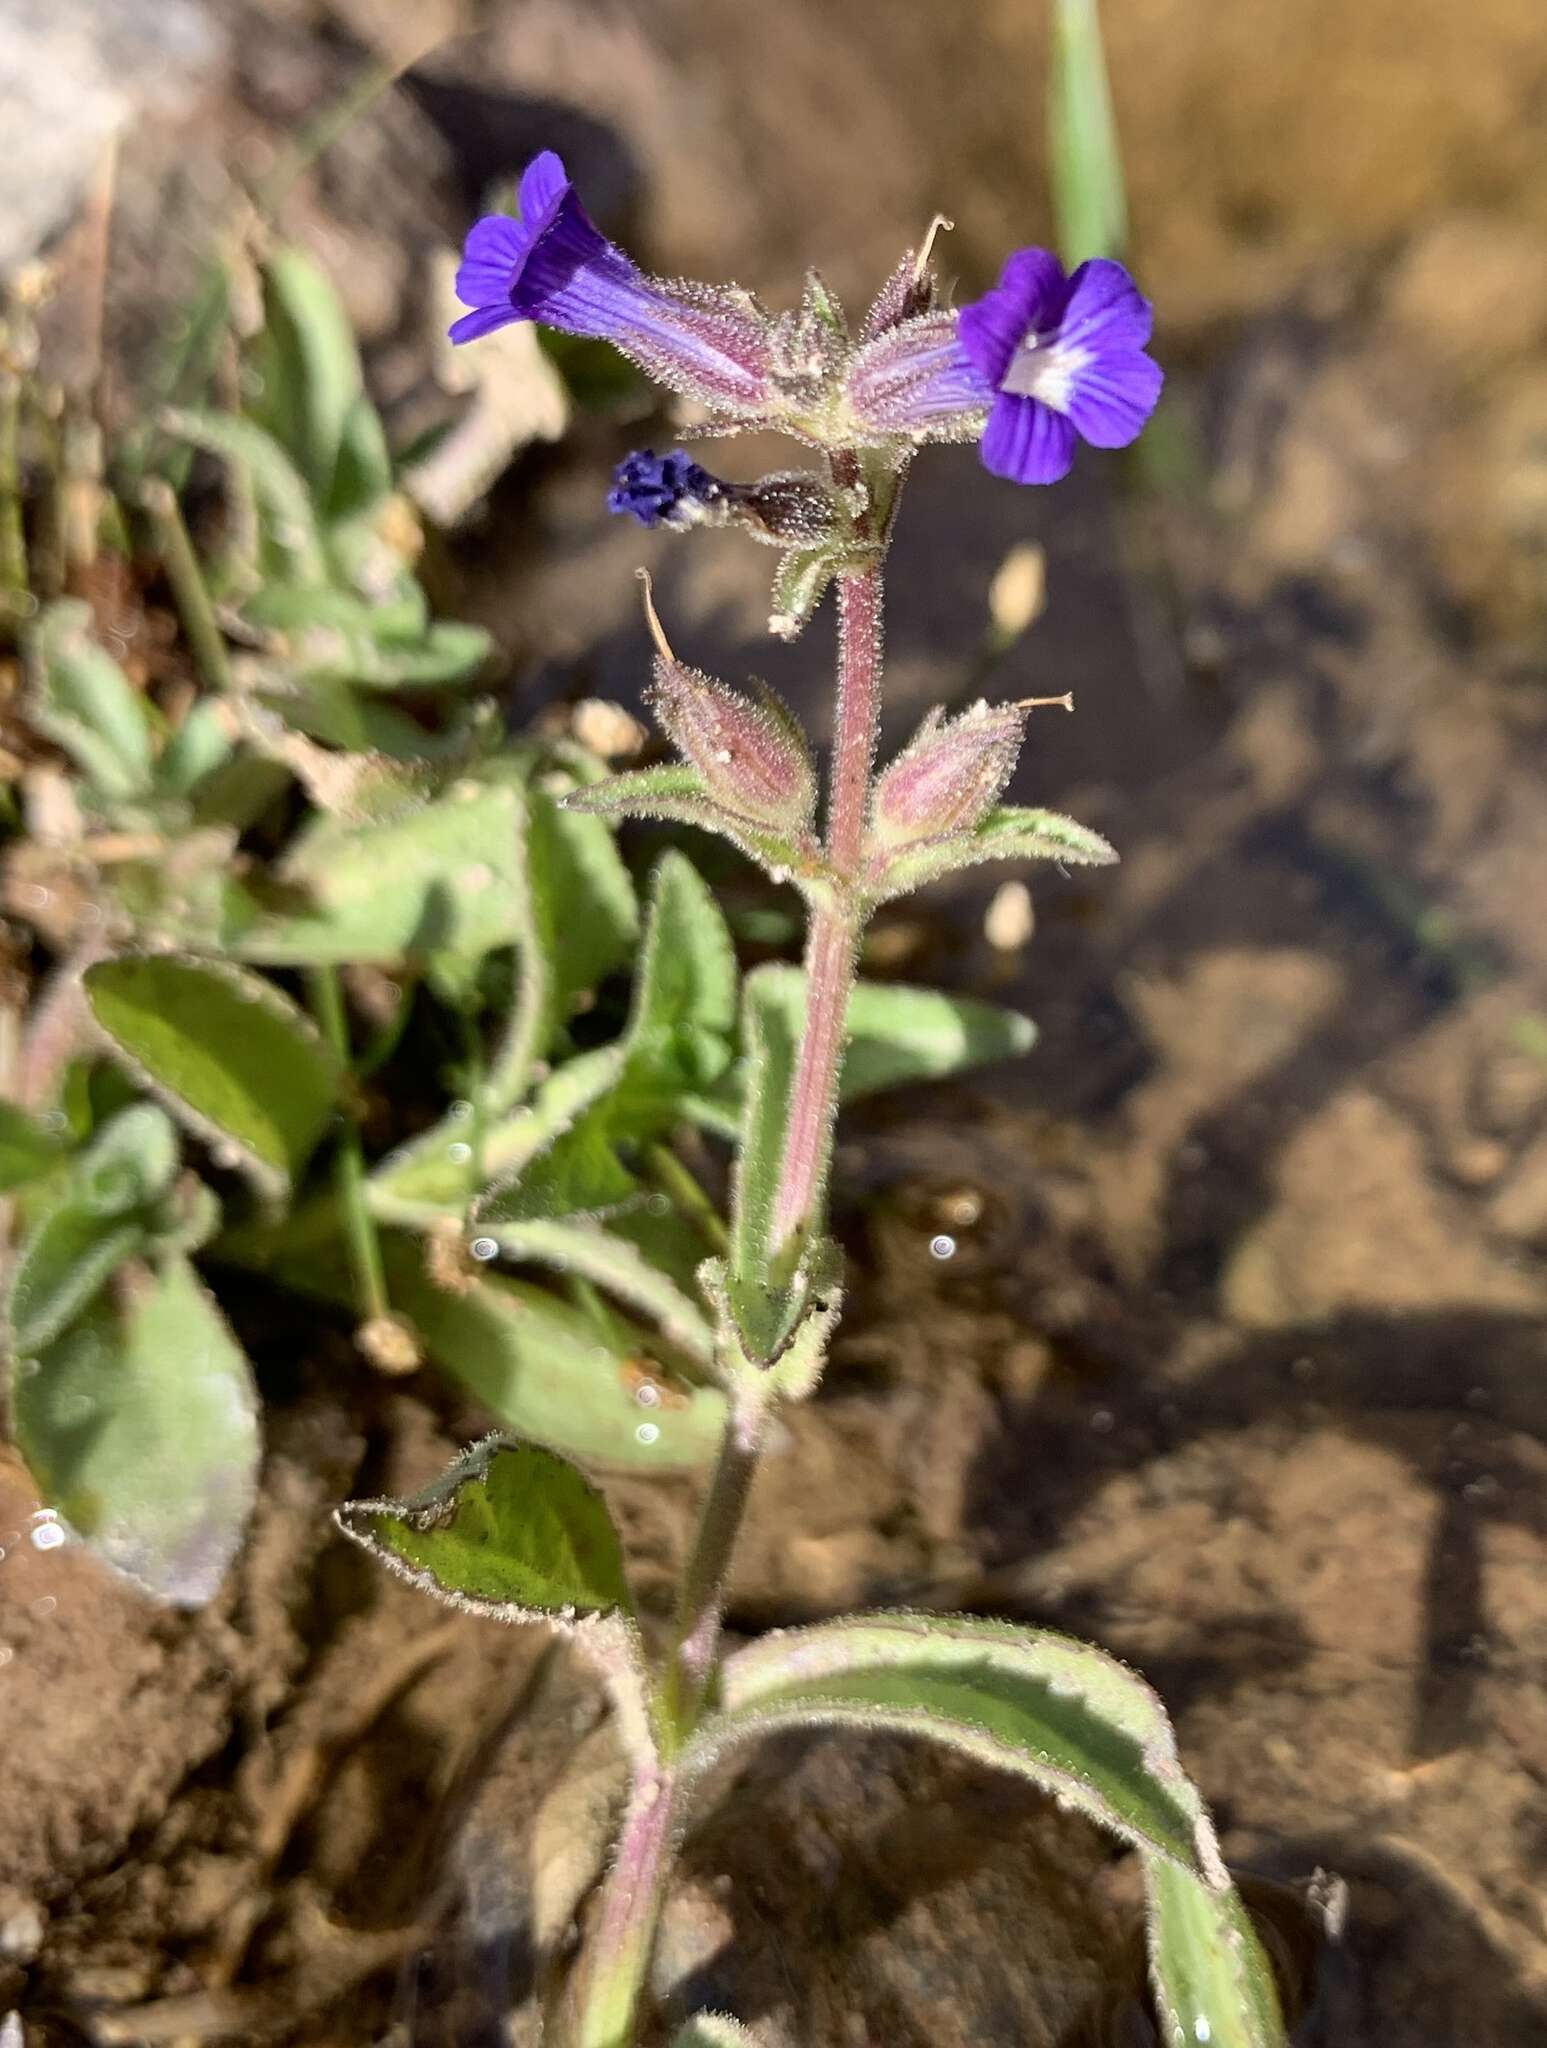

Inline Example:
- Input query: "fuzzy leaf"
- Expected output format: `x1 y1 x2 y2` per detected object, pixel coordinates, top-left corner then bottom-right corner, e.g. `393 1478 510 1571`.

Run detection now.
748 967 1034 1102
163 408 329 585
11 1252 260 1606
296 619 494 691
1147 1857 1289 2048
251 246 365 509
156 697 236 796
385 1244 725 1471
7 1200 146 1357
521 781 639 1059
84 955 340 1197
239 779 526 966
616 849 738 1118
371 1046 626 1223
335 1436 634 1622
725 964 804 1361
870 802 1117 902
0 1102 67 1193
25 601 155 800
476 1216 715 1370
5 1106 182 1354
330 391 396 526
701 1613 1212 1873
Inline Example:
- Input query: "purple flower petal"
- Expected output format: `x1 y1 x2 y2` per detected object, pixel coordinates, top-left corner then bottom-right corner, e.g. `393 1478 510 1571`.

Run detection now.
980 392 1076 485
958 248 1068 385
1065 350 1164 448
1059 258 1155 354
447 302 521 344
518 149 569 220
453 214 530 307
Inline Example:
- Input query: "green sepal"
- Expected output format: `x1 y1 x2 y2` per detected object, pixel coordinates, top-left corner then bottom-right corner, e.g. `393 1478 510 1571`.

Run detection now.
768 544 839 641
868 802 1117 903
563 766 813 886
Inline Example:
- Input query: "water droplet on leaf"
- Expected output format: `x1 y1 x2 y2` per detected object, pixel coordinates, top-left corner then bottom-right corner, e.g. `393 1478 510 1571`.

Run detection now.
929 1234 956 1260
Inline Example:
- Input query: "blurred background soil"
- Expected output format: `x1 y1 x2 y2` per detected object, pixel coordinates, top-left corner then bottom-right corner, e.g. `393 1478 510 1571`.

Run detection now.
4 1 1547 2043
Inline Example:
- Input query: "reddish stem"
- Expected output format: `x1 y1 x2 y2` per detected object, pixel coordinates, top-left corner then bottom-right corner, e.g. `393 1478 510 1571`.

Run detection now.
768 564 882 1255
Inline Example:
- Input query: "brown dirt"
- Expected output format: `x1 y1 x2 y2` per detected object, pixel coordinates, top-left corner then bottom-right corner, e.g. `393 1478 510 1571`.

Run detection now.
7 1 1547 2043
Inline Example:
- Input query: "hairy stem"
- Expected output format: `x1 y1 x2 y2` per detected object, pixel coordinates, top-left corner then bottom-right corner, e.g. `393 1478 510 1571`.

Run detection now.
571 1766 678 2048
660 1384 768 1743
573 530 891 2048
768 562 881 1254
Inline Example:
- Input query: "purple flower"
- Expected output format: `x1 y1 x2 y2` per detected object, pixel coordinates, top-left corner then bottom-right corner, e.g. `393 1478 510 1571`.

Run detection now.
845 249 1162 486
451 152 774 412
608 449 727 529
958 251 1163 484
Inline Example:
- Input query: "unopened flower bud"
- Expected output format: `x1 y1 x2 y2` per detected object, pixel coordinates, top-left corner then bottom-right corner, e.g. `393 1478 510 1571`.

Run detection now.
870 700 1029 846
650 659 816 831
637 572 815 831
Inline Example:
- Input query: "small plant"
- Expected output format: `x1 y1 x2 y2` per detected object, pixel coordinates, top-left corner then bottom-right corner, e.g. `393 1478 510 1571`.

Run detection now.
329 153 1288 2048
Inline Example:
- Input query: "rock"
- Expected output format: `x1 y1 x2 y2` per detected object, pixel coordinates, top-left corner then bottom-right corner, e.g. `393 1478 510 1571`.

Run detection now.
0 0 227 278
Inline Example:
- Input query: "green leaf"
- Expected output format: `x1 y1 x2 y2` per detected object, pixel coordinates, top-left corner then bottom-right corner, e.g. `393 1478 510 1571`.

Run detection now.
241 580 427 642
1147 1857 1289 2048
871 803 1117 902
384 1242 725 1470
84 954 340 1197
298 619 494 690
1049 0 1130 267
524 781 639 1054
71 1102 181 1215
746 967 1034 1103
11 1252 260 1606
156 697 235 796
251 246 364 507
328 390 395 525
163 408 329 585
725 964 803 1361
370 1045 625 1223
25 601 154 799
476 1216 716 1370
615 849 737 1119
5 1105 182 1354
335 1436 634 1622
700 1613 1211 1872
0 1102 67 1193
238 779 525 966
7 1200 145 1357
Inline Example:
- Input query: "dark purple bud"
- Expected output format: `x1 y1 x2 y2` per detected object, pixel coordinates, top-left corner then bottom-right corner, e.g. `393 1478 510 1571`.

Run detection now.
870 700 1030 847
608 449 729 529
735 470 841 547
